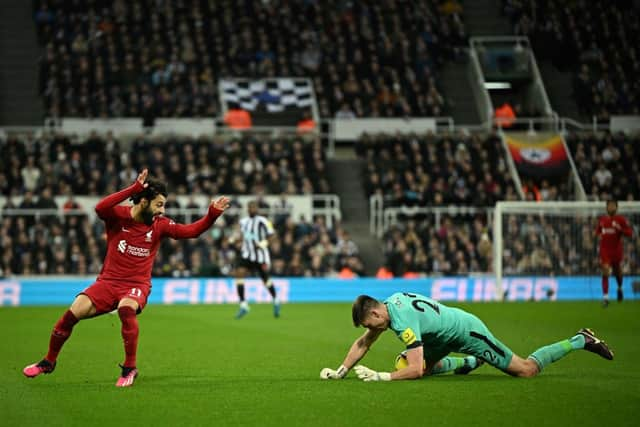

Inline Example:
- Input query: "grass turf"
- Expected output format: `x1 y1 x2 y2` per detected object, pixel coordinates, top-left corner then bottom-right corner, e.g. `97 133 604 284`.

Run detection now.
1 301 639 427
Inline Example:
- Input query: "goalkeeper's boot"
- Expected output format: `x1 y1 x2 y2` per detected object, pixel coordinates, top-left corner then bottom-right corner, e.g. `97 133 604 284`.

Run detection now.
578 328 614 360
23 359 56 378
617 287 624 302
273 301 281 318
116 364 138 387
454 356 484 375
235 303 250 319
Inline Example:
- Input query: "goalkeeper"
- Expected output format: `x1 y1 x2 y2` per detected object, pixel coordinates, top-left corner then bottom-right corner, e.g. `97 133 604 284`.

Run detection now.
321 293 614 381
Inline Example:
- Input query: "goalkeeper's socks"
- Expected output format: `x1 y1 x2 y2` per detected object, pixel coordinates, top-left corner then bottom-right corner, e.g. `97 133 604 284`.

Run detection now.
528 334 585 371
431 357 466 375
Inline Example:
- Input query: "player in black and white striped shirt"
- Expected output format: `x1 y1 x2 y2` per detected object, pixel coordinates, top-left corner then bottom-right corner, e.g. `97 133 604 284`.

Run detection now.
233 201 280 319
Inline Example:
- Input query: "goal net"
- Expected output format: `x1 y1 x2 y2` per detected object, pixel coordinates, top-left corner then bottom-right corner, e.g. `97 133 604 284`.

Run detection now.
493 201 640 301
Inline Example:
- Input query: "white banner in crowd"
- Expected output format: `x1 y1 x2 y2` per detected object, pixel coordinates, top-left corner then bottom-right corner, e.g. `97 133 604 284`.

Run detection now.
333 118 437 141
610 115 640 134
54 118 216 137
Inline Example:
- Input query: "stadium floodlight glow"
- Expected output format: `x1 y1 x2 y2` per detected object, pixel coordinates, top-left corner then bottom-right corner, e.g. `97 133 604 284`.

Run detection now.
484 82 512 89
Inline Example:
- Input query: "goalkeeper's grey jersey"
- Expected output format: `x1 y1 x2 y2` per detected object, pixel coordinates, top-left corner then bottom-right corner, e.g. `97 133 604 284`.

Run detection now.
239 215 275 264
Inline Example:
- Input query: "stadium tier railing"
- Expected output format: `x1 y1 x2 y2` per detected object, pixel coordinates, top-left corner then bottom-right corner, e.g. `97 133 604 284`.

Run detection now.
369 194 493 238
0 195 341 228
382 206 493 237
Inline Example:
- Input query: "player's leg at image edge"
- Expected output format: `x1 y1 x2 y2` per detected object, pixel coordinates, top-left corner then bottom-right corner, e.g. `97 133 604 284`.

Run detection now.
264 278 280 318
258 265 280 318
396 351 484 376
23 308 79 378
433 356 484 375
526 328 613 374
116 305 139 387
235 279 250 319
613 264 624 302
602 274 610 307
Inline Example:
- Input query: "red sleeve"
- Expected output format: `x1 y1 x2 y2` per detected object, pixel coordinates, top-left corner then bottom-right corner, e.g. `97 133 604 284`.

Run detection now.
163 205 224 239
621 217 633 237
95 181 144 220
594 217 602 236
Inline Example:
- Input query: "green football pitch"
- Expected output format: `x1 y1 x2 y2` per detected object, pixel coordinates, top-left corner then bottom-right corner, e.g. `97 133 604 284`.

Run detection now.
1 302 638 427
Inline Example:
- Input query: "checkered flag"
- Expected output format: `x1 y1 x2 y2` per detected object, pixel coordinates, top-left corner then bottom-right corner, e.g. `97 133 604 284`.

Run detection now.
220 78 314 113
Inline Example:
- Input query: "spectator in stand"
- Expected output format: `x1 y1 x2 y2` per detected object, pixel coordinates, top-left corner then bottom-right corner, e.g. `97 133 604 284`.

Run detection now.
34 0 465 118
503 0 640 119
224 103 252 130
357 132 515 208
566 132 640 200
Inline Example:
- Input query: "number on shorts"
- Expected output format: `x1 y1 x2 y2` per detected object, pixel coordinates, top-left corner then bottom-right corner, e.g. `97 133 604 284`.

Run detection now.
129 288 142 297
483 350 496 362
470 331 506 358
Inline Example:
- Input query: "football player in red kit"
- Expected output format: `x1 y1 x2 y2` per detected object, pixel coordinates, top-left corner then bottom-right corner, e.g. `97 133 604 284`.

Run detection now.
595 199 633 307
23 169 230 386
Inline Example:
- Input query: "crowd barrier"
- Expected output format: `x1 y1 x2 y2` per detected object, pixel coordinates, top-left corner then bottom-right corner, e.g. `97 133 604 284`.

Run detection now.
1 276 638 306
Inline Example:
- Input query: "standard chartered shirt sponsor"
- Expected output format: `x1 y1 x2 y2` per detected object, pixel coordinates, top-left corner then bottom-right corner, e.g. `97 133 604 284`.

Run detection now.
125 244 151 257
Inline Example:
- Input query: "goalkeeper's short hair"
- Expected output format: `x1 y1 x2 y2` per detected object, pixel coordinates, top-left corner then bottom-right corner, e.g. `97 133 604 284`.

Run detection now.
352 295 380 327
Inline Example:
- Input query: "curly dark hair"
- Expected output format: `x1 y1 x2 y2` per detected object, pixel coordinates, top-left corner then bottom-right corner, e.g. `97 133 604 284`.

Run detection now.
130 178 168 204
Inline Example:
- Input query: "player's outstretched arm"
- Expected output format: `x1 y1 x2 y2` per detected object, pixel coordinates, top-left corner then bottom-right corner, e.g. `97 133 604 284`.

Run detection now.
355 343 424 382
320 328 383 380
166 196 231 239
95 168 148 219
619 217 633 237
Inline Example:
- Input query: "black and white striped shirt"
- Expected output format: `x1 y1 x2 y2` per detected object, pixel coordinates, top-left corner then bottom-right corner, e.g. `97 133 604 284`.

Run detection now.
239 215 275 264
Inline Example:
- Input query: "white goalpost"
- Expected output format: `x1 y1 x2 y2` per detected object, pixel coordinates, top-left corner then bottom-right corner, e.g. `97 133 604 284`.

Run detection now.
493 201 640 300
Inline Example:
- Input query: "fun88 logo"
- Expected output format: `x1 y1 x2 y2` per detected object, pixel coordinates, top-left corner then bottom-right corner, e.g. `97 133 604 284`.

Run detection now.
118 240 127 253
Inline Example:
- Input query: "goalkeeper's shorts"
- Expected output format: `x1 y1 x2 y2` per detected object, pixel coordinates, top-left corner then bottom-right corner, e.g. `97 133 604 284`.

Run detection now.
456 316 514 371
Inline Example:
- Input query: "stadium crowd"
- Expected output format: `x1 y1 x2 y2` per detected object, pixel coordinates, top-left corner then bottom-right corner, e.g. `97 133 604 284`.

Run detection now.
0 203 362 279
2 129 638 278
503 0 640 120
356 132 518 207
360 131 639 277
0 131 361 278
566 132 640 201
34 0 466 119
0 133 330 197
501 212 640 276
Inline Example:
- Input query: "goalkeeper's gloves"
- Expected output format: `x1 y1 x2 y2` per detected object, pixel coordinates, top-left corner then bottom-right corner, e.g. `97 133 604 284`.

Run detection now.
354 365 391 382
319 365 349 380
257 239 269 249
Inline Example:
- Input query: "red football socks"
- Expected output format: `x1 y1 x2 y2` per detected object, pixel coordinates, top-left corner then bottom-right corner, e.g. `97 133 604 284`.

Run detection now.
46 310 79 363
118 306 139 368
602 276 609 297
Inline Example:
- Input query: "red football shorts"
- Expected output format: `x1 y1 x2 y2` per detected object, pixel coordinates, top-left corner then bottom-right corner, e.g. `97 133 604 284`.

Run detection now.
81 279 151 314
600 249 622 267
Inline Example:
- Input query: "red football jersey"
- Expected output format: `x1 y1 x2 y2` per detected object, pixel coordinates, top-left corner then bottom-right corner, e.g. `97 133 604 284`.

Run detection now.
95 182 222 285
595 214 632 255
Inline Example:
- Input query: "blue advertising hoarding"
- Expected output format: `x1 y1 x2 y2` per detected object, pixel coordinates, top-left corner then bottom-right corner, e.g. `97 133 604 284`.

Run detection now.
1 276 638 307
